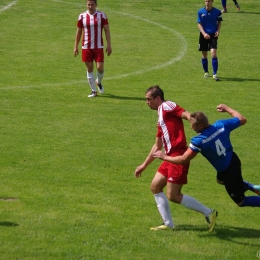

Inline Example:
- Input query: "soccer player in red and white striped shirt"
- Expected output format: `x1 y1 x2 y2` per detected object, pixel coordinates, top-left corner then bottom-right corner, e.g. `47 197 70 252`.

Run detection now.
74 0 112 98
135 86 217 232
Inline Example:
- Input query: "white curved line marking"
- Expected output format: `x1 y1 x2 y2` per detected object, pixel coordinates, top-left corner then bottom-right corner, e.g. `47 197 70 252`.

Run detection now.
0 0 17 14
1 0 187 90
106 11 187 80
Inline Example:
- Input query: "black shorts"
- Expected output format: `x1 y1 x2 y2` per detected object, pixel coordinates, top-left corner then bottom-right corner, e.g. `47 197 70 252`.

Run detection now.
198 32 218 51
217 152 245 204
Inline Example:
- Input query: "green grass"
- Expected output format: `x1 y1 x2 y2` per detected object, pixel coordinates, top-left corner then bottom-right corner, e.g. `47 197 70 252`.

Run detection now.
1 0 260 259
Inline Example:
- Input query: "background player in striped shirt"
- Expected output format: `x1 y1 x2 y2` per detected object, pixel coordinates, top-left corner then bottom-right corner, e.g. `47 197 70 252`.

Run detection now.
74 0 112 98
135 86 217 232
154 104 260 209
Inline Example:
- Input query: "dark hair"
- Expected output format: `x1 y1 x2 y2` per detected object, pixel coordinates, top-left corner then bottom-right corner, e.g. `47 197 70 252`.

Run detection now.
87 0 97 4
190 111 209 126
145 85 165 101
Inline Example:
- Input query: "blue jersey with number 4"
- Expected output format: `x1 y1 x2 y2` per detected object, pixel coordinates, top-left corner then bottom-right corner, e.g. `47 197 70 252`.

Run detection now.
189 118 240 172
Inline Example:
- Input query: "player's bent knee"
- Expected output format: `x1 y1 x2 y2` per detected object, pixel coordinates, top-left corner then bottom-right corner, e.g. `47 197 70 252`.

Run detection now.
167 194 181 204
150 184 163 195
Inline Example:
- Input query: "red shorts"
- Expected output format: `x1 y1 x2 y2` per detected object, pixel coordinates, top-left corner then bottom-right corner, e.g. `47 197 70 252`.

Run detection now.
82 48 104 63
158 160 189 184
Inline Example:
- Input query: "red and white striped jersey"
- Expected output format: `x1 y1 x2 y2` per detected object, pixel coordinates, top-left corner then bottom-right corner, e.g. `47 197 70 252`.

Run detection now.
77 10 109 49
156 101 187 155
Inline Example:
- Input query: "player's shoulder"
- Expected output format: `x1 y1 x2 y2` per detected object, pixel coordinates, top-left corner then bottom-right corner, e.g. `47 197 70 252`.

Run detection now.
79 10 88 15
96 10 108 18
212 7 222 14
190 134 203 148
215 118 238 125
162 101 177 110
78 11 88 18
213 119 225 126
198 7 206 14
96 10 106 15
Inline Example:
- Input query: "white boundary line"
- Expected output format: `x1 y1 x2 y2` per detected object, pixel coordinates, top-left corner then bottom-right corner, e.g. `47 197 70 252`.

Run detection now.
107 10 187 80
0 0 17 14
1 0 187 90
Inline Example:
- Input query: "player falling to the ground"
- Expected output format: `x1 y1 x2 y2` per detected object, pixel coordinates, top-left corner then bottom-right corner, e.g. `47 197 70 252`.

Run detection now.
154 104 260 209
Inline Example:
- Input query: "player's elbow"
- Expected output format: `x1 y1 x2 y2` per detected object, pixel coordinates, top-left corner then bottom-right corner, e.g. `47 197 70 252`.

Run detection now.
240 117 247 126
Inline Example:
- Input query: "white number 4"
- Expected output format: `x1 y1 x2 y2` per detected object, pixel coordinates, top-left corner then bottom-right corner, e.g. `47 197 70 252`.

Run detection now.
215 139 226 156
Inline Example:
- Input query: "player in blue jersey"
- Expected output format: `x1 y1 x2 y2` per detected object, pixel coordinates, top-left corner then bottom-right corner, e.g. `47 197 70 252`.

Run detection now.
221 0 240 13
153 104 260 208
198 0 223 81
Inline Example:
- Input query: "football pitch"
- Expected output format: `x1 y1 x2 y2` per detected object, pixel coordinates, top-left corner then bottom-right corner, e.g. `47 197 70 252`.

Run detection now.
1 0 260 259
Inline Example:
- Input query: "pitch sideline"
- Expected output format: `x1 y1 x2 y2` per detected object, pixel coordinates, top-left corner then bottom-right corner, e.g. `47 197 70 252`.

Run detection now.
0 0 17 14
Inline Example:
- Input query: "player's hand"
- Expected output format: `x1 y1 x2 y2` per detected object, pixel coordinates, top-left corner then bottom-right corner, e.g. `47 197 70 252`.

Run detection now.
217 104 229 112
135 164 145 178
153 151 166 160
106 47 112 56
74 47 78 57
214 31 219 37
204 33 210 40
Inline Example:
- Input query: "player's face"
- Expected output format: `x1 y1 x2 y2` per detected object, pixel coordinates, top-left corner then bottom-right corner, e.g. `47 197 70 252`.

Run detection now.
205 0 213 8
145 92 159 110
87 1 97 13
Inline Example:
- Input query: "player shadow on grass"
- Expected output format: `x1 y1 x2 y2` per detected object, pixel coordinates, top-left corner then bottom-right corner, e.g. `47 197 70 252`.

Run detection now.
177 224 260 246
220 77 260 82
98 94 145 101
0 221 19 227
236 11 260 15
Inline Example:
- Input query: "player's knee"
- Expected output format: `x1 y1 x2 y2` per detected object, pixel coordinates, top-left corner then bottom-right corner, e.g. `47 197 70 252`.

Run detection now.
150 184 162 194
150 184 156 194
167 193 181 204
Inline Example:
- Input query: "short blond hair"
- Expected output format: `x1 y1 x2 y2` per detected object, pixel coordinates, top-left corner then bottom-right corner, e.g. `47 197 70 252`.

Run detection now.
190 111 209 126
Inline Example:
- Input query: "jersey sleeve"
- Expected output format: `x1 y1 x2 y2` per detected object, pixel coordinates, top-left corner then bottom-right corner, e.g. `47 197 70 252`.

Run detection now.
173 104 185 117
77 14 83 28
197 10 202 23
189 143 201 153
221 118 240 131
102 12 109 25
217 10 223 22
189 136 201 153
156 125 162 138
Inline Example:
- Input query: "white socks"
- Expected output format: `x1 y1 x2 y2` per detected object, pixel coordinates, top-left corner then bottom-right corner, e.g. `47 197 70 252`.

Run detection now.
153 193 212 228
96 71 104 84
87 71 96 91
181 194 212 216
154 192 174 228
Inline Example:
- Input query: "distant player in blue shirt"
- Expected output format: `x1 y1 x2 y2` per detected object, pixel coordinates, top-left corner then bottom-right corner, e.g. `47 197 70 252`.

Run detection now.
198 0 222 81
221 0 240 13
154 104 260 208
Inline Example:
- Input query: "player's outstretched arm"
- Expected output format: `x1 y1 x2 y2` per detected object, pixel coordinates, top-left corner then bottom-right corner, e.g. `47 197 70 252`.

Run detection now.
153 148 197 165
217 104 247 126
